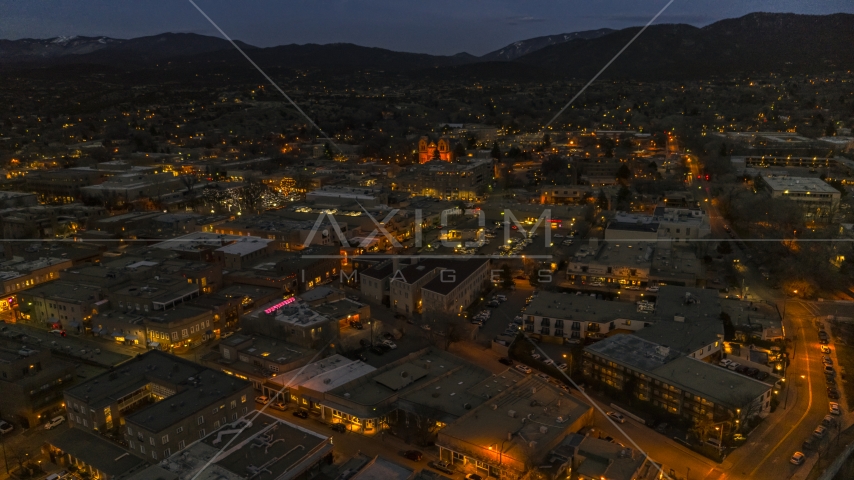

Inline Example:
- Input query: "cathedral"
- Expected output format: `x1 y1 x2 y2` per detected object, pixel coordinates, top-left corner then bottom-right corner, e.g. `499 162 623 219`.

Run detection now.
417 135 456 164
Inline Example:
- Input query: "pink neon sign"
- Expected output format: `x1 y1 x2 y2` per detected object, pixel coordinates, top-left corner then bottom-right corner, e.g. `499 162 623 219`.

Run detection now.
265 297 296 314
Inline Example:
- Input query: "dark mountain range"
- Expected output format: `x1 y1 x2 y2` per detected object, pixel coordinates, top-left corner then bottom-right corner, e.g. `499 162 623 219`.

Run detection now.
1 13 852 80
514 13 854 79
0 33 254 63
480 28 614 61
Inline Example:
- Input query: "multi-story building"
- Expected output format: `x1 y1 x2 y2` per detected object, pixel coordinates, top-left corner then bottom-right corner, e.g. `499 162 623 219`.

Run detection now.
0 256 71 301
758 175 841 220
523 291 653 343
393 159 491 201
0 342 76 427
212 334 315 393
420 259 490 315
240 296 339 349
213 237 275 270
539 185 593 205
62 350 253 461
16 281 104 331
566 240 652 289
583 335 772 426
225 247 340 294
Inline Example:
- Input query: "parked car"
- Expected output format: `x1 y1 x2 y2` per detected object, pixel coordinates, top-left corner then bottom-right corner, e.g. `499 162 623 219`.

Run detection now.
828 389 840 400
802 437 818 450
745 367 760 377
402 450 423 461
790 452 805 466
271 402 287 411
830 402 842 415
0 421 12 434
369 346 385 355
646 286 660 293
756 371 769 381
827 375 837 386
825 366 836 376
429 460 455 475
381 340 398 350
719 359 732 368
655 422 670 434
221 331 235 339
813 426 827 438
822 415 837 427
557 363 568 370
734 365 749 375
420 324 432 331
821 345 832 354
498 357 513 366
727 362 741 371
606 411 626 424
292 410 309 419
515 364 532 374
349 320 364 330
255 396 270 405
44 416 65 430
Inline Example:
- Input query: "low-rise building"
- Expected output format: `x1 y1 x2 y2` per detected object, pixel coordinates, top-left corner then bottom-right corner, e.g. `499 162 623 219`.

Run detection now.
758 175 841 219
62 350 254 462
0 341 76 427
16 281 104 331
393 159 492 201
157 412 333 480
240 296 339 349
437 376 593 480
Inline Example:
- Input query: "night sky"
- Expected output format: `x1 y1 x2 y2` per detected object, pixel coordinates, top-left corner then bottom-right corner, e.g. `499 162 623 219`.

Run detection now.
2 0 852 56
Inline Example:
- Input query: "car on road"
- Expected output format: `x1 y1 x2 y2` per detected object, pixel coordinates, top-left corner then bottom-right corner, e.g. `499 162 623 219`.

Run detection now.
830 402 842 415
498 357 513 366
402 450 423 461
255 396 270 405
515 364 532 374
0 421 12 434
330 423 346 433
44 416 65 430
271 402 287 411
813 426 827 438
606 411 626 424
292 410 309 419
790 452 805 465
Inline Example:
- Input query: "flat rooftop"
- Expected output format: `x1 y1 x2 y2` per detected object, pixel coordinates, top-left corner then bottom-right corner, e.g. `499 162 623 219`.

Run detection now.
762 176 839 194
440 376 591 467
526 291 652 324
161 412 332 480
585 334 678 372
651 356 771 408
350 456 414 480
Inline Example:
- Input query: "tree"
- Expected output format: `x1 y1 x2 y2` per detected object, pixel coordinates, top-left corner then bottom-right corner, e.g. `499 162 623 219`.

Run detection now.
596 189 609 210
453 142 466 161
501 264 514 289
691 416 716 443
543 133 551 148
180 174 199 193
490 142 501 159
616 164 631 180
